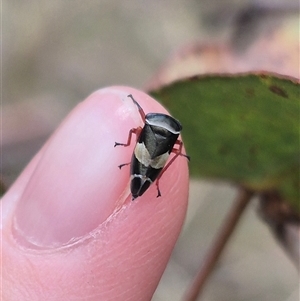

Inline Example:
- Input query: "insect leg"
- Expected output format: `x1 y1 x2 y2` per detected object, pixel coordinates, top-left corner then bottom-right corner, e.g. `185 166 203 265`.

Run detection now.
118 162 131 169
155 140 189 197
115 126 142 170
114 127 142 147
173 139 190 161
127 94 146 122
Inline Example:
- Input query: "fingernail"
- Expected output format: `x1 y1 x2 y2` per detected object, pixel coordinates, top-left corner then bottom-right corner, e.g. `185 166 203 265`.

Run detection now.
13 88 138 248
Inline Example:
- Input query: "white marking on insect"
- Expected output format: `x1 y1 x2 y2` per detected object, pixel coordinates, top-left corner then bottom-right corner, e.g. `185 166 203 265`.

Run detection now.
146 118 181 134
134 143 169 169
131 174 153 183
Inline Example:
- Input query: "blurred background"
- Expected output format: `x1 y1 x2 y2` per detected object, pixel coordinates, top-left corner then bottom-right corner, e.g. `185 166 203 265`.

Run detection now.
2 0 299 300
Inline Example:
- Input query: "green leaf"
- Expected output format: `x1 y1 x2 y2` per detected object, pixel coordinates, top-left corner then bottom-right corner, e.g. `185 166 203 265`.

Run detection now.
150 73 300 209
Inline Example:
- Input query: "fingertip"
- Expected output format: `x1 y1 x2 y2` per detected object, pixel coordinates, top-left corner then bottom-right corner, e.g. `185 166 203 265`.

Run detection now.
3 86 190 300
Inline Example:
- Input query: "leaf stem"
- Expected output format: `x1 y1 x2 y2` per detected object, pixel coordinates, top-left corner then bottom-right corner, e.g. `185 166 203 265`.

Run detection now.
183 187 254 301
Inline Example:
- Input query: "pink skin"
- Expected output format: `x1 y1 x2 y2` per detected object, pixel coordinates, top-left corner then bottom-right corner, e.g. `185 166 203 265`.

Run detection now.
2 87 189 301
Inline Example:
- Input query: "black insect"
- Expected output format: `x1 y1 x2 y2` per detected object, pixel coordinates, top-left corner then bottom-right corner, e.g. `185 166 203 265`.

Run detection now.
114 94 189 200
